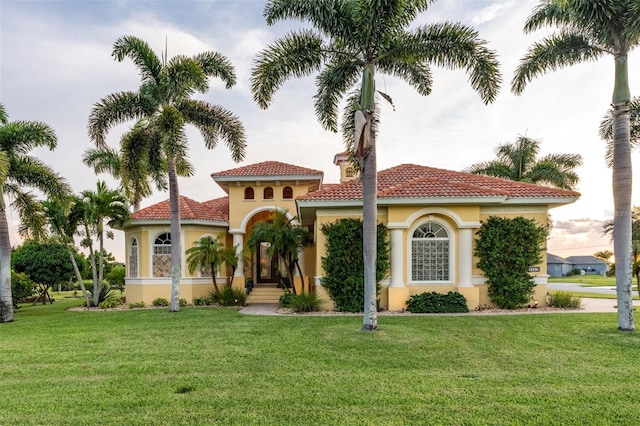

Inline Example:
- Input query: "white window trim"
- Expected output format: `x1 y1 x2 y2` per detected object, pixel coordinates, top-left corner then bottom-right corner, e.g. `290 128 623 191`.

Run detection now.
407 217 455 285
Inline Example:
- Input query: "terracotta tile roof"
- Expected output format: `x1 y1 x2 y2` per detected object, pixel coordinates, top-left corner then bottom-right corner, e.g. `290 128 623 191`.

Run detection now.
297 164 580 201
211 161 324 178
130 196 229 222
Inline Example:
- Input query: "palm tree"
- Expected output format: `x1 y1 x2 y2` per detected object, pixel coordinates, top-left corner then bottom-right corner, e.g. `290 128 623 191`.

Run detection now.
600 97 640 168
81 181 129 306
512 0 640 332
41 197 91 307
186 236 227 295
0 103 70 322
465 135 582 190
251 0 501 330
88 35 247 312
247 209 313 296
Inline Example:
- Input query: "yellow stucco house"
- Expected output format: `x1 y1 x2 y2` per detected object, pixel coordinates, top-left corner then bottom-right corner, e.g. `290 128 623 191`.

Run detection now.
123 153 579 310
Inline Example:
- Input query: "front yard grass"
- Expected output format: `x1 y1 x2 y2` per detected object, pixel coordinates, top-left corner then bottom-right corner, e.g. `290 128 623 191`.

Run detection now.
2 298 640 425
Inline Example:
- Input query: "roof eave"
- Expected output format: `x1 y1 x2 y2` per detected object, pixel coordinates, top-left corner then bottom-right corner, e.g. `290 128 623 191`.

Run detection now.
124 219 229 228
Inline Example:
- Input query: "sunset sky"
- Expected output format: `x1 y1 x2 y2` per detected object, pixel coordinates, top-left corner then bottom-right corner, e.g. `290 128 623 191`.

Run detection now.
1 0 638 261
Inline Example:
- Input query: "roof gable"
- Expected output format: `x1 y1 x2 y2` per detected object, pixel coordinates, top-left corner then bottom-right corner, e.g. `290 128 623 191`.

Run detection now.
130 196 229 222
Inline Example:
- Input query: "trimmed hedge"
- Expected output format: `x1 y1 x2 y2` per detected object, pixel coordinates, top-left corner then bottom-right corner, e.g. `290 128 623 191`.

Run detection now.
406 291 469 313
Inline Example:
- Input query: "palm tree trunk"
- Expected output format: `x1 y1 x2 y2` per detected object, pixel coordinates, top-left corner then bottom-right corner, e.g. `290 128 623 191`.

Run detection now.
612 54 635 331
84 223 99 306
361 132 378 331
210 264 220 295
294 260 306 294
0 207 14 322
98 224 104 299
65 244 90 307
168 158 182 312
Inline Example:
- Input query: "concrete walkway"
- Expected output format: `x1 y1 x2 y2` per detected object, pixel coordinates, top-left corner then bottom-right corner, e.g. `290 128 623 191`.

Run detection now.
239 298 640 316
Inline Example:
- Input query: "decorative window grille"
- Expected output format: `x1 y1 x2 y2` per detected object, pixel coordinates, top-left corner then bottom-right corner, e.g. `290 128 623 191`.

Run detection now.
129 238 138 277
153 233 172 255
345 167 354 177
411 222 450 281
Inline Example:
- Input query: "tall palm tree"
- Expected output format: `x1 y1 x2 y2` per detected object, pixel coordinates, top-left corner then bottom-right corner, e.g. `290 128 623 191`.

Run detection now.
0 103 70 322
247 209 312 296
81 181 129 306
88 35 247 312
41 197 91 307
465 135 582 190
512 0 640 331
251 0 501 330
600 97 640 168
186 236 227 295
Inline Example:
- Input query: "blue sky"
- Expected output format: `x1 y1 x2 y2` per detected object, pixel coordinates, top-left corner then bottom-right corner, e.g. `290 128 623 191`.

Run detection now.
1 0 639 260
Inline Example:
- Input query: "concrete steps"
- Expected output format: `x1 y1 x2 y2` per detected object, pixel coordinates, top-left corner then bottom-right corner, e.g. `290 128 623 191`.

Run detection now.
246 286 284 304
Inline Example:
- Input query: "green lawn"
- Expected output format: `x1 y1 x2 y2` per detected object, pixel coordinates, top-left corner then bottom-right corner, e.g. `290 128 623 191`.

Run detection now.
2 299 640 425
548 275 616 286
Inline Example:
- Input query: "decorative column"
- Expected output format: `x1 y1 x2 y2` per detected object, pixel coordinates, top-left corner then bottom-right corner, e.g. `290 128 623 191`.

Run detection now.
456 227 479 309
458 228 473 287
389 228 404 287
387 227 409 310
230 230 244 280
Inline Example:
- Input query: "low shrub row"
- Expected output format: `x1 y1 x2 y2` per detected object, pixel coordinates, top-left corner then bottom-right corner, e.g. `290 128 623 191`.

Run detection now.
279 291 322 313
405 291 469 313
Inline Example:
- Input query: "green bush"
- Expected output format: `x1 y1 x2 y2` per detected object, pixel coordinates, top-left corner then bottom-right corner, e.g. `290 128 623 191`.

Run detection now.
288 292 322 313
474 216 547 309
279 291 294 308
128 301 146 309
406 291 469 313
217 286 246 306
321 218 389 312
548 290 582 309
179 298 187 307
99 296 123 309
86 283 114 306
192 296 210 306
11 271 34 307
152 297 169 307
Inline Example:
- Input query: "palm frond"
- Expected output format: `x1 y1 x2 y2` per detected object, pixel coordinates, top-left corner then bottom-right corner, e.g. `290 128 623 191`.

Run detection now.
264 0 355 41
511 31 603 94
0 103 7 125
193 51 237 89
410 22 501 104
12 190 47 241
82 146 121 176
600 97 640 167
523 0 573 33
9 155 71 200
251 30 325 109
313 58 360 132
0 121 57 153
178 100 246 162
112 35 162 84
88 91 148 146
464 161 513 180
166 56 209 99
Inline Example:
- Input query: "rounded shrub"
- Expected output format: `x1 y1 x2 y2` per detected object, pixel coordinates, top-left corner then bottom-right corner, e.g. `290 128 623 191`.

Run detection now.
152 297 169 307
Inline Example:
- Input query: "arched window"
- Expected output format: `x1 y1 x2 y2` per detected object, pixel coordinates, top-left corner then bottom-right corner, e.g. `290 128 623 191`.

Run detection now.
411 222 450 281
263 187 274 200
345 167 354 177
154 233 172 254
282 186 293 199
153 232 172 277
129 238 138 278
244 187 254 200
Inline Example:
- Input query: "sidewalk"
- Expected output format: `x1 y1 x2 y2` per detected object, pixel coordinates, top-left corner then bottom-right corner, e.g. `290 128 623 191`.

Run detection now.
239 298 640 316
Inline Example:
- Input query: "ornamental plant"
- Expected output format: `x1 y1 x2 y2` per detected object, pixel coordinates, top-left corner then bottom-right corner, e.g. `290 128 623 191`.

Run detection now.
321 218 389 312
474 216 546 309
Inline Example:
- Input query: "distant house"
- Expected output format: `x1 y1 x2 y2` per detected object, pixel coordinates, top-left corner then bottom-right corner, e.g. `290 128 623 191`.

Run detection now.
547 253 573 278
546 253 607 277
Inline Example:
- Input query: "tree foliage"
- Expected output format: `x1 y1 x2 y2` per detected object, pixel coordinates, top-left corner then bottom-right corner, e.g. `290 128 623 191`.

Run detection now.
474 216 546 309
12 240 84 292
465 135 582 190
321 218 389 312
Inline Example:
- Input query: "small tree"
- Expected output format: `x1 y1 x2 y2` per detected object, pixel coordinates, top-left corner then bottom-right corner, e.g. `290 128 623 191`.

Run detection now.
186 236 227 295
474 216 546 309
321 218 389 312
